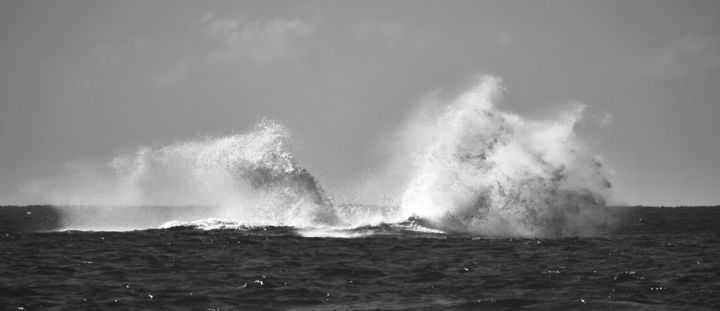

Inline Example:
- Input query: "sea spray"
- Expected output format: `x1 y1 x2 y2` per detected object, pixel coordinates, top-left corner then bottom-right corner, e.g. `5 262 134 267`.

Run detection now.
399 75 615 237
32 119 339 229
28 75 617 237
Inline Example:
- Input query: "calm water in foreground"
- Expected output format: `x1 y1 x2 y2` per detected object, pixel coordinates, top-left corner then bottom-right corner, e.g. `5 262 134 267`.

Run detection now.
1 206 718 310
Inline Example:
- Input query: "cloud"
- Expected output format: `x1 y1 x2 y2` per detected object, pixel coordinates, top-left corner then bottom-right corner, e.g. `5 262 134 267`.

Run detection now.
91 40 143 71
351 20 438 53
203 15 316 64
498 32 513 46
648 32 720 76
70 37 155 91
354 21 404 45
151 61 188 86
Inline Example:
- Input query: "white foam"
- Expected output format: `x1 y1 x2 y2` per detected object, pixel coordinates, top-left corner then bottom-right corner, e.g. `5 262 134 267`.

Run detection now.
160 218 244 230
398 75 616 237
35 119 339 230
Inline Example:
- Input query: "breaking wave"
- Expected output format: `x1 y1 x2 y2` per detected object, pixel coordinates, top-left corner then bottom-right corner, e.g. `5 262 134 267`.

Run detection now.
30 119 343 230
398 75 616 236
28 74 618 237
159 216 445 238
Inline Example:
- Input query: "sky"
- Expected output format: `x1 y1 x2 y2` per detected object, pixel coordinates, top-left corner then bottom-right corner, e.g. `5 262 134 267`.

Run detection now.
1 0 719 206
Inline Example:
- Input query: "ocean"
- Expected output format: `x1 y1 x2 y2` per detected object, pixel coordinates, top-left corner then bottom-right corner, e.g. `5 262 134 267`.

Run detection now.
1 205 718 310
4 77 718 310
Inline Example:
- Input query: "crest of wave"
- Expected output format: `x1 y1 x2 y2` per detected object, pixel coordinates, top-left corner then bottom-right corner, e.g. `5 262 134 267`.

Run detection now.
399 75 616 237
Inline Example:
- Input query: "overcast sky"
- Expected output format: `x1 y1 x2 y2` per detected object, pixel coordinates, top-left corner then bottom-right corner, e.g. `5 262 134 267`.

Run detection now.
1 0 719 206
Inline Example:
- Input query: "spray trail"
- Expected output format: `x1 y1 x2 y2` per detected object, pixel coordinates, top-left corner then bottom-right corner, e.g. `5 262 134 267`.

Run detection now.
399 75 615 237
31 119 339 229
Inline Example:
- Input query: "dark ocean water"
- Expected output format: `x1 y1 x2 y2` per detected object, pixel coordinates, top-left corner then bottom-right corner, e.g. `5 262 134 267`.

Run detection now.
1 206 719 310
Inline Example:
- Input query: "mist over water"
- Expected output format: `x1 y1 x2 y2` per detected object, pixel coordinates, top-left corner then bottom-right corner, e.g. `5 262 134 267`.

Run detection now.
27 75 617 237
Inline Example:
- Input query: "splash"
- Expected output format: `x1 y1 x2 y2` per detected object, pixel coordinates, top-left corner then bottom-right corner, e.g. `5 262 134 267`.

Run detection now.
398 75 615 237
28 74 617 237
32 119 339 229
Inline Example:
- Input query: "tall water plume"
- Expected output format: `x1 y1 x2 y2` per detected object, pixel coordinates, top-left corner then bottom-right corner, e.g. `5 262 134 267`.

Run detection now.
29 119 338 229
398 75 616 237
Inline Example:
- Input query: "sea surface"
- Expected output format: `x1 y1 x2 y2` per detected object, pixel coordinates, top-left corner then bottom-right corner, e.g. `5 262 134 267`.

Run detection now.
1 205 719 310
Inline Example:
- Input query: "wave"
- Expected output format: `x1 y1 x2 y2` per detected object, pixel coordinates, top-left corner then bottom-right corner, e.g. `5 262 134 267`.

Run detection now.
30 119 349 230
398 75 616 237
159 216 446 238
26 74 618 237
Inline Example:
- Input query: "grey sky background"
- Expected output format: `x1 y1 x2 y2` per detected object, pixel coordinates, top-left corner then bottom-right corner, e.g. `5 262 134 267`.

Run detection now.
1 0 719 206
